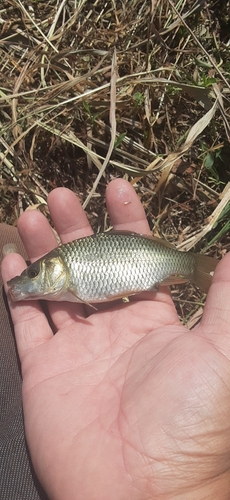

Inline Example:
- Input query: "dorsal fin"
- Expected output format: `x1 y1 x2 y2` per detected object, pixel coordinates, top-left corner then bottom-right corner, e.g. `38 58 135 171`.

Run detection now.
106 229 176 250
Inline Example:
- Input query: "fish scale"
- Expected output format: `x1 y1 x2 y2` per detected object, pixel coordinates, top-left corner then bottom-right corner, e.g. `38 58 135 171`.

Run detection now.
7 231 218 304
47 233 195 301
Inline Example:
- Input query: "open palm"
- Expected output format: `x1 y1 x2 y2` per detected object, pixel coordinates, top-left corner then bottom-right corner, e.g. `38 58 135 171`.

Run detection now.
2 179 230 500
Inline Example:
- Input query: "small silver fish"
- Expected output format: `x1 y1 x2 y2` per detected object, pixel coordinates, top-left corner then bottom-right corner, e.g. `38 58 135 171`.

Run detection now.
7 231 218 304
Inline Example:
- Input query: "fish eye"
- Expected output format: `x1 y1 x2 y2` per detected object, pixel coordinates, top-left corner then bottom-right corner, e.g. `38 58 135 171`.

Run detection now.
27 263 40 279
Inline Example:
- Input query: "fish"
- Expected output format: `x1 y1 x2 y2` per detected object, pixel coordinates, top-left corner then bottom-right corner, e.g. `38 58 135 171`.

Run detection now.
7 231 218 304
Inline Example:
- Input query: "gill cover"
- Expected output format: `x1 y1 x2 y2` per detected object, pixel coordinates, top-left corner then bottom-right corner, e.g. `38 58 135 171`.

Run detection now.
7 251 68 301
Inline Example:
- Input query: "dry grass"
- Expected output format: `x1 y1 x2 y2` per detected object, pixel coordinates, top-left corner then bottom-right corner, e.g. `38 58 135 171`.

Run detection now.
1 0 230 322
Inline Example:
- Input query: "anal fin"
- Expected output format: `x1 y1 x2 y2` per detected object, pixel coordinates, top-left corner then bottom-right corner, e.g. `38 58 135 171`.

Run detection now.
161 276 189 287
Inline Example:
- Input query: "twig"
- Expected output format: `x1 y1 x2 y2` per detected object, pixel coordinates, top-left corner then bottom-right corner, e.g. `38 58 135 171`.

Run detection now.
83 48 118 209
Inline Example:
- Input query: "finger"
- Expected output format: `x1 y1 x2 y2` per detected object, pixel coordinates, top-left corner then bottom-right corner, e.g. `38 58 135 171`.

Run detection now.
47 188 95 322
105 178 174 306
106 178 151 234
1 253 53 364
48 187 93 242
17 210 58 261
198 253 230 357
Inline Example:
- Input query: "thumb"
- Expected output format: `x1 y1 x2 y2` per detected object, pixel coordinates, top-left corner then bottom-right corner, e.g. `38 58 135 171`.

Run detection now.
199 252 230 358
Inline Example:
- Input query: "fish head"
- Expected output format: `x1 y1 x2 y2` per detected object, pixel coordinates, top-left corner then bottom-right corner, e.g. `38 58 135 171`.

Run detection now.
7 252 68 301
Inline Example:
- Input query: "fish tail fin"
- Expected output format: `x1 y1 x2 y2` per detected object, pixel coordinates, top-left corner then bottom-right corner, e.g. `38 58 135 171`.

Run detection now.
191 253 218 294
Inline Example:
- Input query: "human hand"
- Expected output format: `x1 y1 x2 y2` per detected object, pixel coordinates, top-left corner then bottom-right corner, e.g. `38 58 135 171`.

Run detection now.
2 179 230 500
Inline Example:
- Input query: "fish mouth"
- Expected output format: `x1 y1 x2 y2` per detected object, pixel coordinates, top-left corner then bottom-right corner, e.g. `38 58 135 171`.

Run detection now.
8 281 33 301
7 276 65 302
8 287 24 301
7 276 39 302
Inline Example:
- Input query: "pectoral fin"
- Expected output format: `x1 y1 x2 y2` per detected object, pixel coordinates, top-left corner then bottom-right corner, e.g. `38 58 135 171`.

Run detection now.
69 289 98 311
